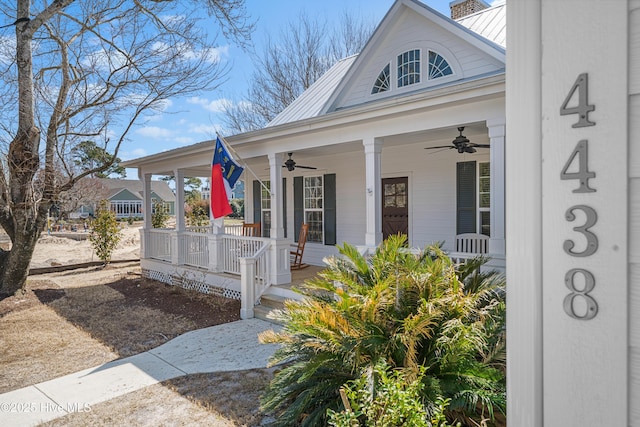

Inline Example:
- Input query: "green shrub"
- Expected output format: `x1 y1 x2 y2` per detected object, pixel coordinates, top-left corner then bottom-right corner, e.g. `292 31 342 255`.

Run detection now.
151 201 169 228
89 200 122 264
259 234 506 427
328 361 462 427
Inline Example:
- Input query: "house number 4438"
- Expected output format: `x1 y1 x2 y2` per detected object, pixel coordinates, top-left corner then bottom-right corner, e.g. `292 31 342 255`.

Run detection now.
559 73 598 320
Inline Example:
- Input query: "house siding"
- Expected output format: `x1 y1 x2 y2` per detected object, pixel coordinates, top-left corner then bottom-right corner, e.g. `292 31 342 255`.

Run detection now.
263 136 490 267
112 189 140 201
629 1 640 424
336 8 504 110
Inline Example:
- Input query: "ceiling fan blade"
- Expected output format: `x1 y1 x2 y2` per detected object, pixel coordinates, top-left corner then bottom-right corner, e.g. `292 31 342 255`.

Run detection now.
425 145 454 150
470 144 491 148
296 165 317 169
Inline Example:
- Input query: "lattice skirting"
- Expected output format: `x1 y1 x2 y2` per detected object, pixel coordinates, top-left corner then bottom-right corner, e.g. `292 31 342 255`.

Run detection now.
142 268 242 300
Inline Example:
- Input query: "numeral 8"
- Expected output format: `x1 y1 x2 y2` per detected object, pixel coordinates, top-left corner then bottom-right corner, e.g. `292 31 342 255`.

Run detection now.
563 268 598 320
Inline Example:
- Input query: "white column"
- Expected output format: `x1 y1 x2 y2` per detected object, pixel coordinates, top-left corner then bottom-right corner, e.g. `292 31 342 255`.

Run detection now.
239 257 256 319
139 172 153 260
363 137 383 248
174 169 185 232
486 118 506 269
142 172 153 230
172 169 185 266
506 2 543 426
268 152 291 285
268 153 285 239
508 1 629 426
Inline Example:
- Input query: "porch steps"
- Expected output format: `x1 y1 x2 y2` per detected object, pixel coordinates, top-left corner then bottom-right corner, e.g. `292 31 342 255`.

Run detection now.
254 288 301 325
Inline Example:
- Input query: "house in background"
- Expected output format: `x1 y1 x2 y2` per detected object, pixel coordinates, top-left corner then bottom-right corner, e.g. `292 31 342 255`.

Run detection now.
74 179 176 220
123 0 506 317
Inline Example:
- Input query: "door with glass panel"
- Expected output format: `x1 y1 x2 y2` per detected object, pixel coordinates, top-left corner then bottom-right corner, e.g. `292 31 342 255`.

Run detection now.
382 177 408 240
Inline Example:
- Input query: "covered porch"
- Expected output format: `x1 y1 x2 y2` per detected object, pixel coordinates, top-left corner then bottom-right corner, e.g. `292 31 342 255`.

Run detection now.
125 92 505 321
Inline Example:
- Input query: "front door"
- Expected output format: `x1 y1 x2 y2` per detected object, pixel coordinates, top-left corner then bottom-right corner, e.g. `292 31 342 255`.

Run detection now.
382 177 409 240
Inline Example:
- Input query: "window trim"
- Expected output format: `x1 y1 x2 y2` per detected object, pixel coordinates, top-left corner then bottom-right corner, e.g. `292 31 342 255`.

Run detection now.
371 63 391 94
478 161 490 237
303 175 324 244
397 48 421 89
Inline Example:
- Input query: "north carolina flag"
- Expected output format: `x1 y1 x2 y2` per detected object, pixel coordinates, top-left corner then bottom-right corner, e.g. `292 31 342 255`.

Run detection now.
211 136 244 219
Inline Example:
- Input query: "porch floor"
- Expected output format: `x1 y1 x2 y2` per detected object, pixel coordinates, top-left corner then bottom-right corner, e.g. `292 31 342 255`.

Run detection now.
275 265 324 291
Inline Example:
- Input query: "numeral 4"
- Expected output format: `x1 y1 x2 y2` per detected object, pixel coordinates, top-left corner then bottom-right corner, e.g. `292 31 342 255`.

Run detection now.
560 73 595 128
560 140 596 193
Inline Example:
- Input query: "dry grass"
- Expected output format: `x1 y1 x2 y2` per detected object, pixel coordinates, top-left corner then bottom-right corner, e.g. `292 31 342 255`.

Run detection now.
40 369 275 427
0 262 276 426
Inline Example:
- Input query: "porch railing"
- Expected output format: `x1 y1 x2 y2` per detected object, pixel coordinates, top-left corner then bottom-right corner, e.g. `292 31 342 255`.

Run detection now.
221 235 267 274
238 237 272 319
147 229 172 262
185 224 243 236
180 231 209 268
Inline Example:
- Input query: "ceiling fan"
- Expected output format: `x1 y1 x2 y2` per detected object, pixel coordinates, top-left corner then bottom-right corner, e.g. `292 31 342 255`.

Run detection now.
283 152 317 171
425 127 490 153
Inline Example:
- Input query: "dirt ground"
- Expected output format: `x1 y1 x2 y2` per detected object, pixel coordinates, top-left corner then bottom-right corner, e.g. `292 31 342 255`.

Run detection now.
0 231 277 426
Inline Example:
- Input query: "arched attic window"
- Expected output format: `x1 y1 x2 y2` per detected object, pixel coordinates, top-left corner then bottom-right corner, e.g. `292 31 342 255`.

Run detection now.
428 50 453 79
371 63 390 94
397 49 420 88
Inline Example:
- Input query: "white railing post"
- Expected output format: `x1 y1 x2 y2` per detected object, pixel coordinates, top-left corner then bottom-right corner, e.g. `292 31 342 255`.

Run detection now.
240 257 255 319
171 231 180 265
207 233 224 272
269 238 291 285
139 228 148 259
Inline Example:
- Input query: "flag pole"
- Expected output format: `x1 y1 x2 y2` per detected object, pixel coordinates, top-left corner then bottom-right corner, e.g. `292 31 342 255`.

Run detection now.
215 132 272 196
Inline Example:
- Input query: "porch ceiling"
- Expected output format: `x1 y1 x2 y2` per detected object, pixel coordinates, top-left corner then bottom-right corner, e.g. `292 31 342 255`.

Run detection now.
126 121 490 179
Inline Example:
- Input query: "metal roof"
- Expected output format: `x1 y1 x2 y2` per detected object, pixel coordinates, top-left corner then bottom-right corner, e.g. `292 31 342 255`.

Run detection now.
456 2 506 48
266 55 358 128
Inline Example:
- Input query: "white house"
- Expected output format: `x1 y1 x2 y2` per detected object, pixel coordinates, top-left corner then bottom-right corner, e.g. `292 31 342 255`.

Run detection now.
123 0 640 424
124 0 506 310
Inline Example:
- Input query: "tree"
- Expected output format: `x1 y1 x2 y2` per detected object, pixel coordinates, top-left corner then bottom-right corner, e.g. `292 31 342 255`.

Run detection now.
160 175 203 201
0 0 253 296
89 200 121 264
71 140 126 178
223 12 373 132
260 235 506 427
56 177 110 219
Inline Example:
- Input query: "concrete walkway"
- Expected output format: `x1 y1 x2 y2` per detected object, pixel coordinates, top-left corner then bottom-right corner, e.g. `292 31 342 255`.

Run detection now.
0 319 281 427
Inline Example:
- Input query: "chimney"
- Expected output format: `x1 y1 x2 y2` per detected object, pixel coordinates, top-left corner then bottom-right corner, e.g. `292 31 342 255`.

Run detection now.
449 0 490 20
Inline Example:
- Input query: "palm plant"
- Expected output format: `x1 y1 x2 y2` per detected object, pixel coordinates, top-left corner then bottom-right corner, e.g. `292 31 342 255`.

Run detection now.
259 234 506 426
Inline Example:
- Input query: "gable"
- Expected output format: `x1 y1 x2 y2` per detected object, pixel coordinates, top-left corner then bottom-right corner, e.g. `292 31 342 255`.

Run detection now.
110 188 141 201
325 0 505 113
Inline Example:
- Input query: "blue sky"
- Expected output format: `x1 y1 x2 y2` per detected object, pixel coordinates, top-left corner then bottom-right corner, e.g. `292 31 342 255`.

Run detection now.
120 0 454 168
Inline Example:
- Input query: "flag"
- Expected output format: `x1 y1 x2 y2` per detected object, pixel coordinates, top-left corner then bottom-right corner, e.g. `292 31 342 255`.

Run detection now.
210 136 244 219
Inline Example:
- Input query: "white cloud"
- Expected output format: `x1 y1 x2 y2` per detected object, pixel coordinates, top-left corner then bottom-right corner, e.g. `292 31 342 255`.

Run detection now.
135 126 174 138
187 96 229 113
131 148 147 157
190 124 219 135
174 136 194 145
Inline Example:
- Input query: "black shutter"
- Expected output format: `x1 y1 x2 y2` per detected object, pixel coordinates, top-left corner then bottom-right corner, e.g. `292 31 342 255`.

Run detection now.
293 176 303 242
324 173 336 245
253 180 261 234
456 161 476 234
282 177 287 239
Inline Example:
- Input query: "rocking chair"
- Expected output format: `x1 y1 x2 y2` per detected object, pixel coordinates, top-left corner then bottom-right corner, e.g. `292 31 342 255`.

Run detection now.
242 222 261 237
290 223 309 270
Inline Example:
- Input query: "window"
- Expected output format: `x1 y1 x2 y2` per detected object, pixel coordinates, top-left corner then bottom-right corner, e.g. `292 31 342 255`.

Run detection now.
261 180 271 238
427 51 453 80
111 200 143 218
371 63 390 94
397 49 421 88
304 176 323 243
478 162 490 236
384 181 406 208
